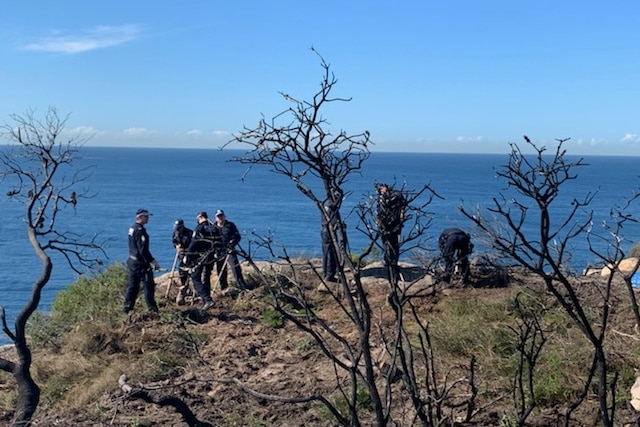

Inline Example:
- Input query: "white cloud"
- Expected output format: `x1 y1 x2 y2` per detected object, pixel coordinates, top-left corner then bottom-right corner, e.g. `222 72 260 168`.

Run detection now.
573 138 600 147
123 127 154 136
622 133 640 143
67 125 103 136
185 129 203 136
455 136 484 142
22 24 141 54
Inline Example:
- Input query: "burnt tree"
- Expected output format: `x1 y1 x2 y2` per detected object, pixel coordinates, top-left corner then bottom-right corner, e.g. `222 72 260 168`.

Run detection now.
460 137 629 427
0 107 106 426
225 49 474 427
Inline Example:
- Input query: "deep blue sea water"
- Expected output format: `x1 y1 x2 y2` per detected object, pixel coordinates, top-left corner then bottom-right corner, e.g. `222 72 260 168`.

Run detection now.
0 147 638 345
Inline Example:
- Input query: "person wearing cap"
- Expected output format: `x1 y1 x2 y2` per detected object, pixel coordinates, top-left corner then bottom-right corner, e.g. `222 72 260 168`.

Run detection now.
172 218 193 304
124 208 162 314
213 209 248 292
184 211 222 310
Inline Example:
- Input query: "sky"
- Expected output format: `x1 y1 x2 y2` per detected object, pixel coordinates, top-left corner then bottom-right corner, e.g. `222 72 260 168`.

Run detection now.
1 1 639 155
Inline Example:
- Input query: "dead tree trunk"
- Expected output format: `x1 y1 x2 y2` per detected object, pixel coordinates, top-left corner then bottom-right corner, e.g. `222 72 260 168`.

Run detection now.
0 107 106 426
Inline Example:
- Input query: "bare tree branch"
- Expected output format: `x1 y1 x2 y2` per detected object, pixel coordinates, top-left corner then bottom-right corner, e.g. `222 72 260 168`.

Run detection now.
0 107 107 426
460 137 627 427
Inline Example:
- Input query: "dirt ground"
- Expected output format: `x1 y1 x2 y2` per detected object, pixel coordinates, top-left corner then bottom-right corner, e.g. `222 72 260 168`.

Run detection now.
3 259 640 426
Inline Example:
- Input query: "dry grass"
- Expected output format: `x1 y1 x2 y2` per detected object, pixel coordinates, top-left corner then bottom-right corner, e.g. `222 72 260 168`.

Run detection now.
2 262 640 426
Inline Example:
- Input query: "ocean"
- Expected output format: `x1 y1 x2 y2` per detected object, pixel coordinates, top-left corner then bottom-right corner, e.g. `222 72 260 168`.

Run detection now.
0 147 638 345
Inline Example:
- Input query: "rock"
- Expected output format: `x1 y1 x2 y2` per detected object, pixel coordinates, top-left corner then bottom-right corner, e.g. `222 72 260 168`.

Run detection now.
317 283 331 293
631 376 640 411
601 257 639 278
582 266 601 276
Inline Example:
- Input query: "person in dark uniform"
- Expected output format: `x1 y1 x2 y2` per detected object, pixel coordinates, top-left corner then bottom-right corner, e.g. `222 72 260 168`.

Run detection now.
321 200 338 282
376 183 406 276
172 218 192 304
124 208 162 314
439 227 474 283
214 209 248 291
184 211 220 310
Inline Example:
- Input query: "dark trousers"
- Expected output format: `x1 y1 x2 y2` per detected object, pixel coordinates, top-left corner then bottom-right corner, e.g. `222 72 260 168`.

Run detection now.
176 252 189 286
440 233 471 281
382 233 400 265
321 230 337 279
190 262 214 303
382 232 401 283
124 260 158 312
216 252 247 290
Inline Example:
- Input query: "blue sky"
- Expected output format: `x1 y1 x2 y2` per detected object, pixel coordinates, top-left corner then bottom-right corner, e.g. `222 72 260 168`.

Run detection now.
1 2 639 155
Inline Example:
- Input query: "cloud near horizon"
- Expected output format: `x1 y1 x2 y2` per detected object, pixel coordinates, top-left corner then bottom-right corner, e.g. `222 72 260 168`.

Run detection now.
123 127 154 136
22 24 141 54
622 133 640 143
455 136 484 142
66 126 104 137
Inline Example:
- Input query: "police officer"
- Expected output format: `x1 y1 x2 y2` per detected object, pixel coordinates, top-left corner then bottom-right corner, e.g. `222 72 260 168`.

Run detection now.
124 208 161 314
214 209 248 291
172 218 192 304
184 211 220 310
439 227 473 283
321 200 338 282
376 183 406 271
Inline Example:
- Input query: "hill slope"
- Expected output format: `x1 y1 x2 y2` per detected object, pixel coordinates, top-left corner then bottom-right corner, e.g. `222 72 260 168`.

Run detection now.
2 260 640 426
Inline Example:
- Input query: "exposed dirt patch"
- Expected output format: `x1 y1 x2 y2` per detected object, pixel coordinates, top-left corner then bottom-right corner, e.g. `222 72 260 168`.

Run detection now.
4 260 640 426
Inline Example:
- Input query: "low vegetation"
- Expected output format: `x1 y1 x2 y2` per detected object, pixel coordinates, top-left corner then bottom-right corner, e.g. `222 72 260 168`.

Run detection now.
0 261 638 425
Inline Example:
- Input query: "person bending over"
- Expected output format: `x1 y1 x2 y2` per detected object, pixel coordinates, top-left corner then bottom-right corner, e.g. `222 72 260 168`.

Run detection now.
438 227 473 283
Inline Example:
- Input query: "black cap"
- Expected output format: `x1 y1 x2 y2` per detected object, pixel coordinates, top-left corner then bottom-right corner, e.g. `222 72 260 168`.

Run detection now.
174 219 184 227
136 208 152 217
197 211 208 219
215 209 225 217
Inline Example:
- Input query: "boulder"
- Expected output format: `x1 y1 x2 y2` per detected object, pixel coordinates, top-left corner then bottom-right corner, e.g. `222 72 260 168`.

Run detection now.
631 375 640 411
600 257 639 278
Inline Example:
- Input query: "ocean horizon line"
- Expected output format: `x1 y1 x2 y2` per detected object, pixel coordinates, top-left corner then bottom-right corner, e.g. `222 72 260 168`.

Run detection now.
3 143 637 158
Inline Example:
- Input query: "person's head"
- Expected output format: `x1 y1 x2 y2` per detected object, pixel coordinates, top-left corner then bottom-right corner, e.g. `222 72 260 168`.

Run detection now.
215 209 225 224
174 218 184 230
378 183 389 195
136 208 151 224
196 211 208 224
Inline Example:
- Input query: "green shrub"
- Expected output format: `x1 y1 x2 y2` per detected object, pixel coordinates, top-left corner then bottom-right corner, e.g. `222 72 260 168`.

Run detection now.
429 295 516 358
28 263 128 348
329 384 373 419
350 247 381 266
260 309 284 328
533 349 573 404
51 263 127 326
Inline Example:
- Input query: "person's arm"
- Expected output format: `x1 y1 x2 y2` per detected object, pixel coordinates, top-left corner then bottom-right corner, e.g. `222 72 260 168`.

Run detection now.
133 228 148 262
230 222 241 246
137 229 157 267
185 227 199 253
